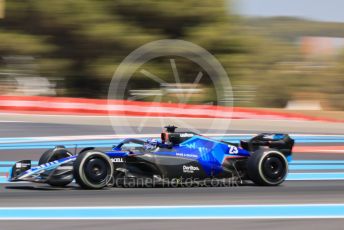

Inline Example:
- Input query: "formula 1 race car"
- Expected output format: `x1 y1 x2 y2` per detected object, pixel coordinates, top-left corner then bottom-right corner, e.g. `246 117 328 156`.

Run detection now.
8 126 294 189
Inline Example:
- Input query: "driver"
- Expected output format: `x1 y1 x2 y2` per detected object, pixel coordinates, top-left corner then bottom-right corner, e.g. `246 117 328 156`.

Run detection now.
143 138 159 150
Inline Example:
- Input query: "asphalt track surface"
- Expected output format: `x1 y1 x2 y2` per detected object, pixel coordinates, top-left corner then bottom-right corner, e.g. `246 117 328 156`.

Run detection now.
0 119 343 229
1 219 344 230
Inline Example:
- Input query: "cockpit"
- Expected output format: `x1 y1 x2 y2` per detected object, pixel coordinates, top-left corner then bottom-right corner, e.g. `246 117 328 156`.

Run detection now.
113 126 197 154
161 125 196 146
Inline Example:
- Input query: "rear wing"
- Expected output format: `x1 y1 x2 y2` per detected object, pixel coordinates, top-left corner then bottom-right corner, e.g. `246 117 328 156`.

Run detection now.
241 133 294 158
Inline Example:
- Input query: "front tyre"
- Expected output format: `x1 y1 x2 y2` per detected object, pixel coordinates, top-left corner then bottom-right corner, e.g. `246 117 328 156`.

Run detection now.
39 146 73 187
247 149 288 186
74 150 114 189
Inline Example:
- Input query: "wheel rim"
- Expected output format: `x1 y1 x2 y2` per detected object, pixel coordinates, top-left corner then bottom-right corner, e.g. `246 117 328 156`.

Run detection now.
84 157 110 183
262 154 287 183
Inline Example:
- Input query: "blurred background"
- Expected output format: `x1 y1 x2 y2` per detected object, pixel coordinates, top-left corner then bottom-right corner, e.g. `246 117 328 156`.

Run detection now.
0 0 343 111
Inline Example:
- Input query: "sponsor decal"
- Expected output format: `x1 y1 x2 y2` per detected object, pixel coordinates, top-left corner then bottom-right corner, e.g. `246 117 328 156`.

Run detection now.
228 145 239 154
182 142 197 149
37 161 58 168
180 133 194 138
111 158 124 163
183 165 199 173
176 153 198 158
263 134 274 139
15 162 30 168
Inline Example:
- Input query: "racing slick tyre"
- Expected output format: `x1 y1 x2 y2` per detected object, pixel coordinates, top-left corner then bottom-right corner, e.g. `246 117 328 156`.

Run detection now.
39 146 74 187
74 150 114 189
247 149 288 186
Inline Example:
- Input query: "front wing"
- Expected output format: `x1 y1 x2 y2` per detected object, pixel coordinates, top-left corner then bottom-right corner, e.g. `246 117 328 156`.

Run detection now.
8 155 77 183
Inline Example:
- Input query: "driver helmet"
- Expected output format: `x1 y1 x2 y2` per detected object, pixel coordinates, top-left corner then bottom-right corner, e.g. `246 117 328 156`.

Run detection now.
144 138 158 150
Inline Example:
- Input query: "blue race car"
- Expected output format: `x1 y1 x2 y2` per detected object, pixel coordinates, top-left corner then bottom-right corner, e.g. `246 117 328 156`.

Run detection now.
8 126 294 189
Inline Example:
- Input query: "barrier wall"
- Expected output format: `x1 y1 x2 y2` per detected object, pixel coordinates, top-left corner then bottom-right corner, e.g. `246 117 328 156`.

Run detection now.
0 96 341 122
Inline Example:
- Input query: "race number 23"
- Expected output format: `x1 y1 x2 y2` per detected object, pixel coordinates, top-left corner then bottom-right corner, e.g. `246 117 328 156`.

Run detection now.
228 145 239 154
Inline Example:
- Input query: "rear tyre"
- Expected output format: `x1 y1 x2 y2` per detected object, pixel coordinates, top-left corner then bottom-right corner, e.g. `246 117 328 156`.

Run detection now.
74 150 114 189
39 146 73 187
247 149 288 186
